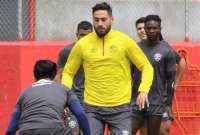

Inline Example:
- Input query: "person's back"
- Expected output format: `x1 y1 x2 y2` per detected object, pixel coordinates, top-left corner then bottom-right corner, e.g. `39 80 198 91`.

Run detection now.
18 79 73 131
6 60 91 135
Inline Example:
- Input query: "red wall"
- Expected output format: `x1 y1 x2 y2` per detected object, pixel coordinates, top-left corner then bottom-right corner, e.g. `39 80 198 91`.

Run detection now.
19 41 70 89
0 41 199 134
0 45 20 134
0 41 69 134
172 42 200 65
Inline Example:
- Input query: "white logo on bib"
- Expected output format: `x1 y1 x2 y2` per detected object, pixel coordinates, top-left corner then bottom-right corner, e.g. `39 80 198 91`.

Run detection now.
122 130 129 135
68 120 77 128
154 53 162 62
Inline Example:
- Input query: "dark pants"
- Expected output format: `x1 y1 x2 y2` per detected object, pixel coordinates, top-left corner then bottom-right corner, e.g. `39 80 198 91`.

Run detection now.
85 104 132 135
19 127 66 135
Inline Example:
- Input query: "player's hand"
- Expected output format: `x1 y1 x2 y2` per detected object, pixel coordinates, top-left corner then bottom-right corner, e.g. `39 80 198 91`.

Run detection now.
136 92 149 110
64 107 70 114
174 83 178 90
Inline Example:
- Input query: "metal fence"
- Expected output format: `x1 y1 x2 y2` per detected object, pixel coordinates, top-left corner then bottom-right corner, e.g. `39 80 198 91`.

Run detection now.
0 0 199 42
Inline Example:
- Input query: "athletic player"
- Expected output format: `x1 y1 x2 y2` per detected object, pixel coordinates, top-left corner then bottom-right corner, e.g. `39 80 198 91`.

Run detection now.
61 2 153 135
131 15 176 135
6 60 90 135
134 16 186 135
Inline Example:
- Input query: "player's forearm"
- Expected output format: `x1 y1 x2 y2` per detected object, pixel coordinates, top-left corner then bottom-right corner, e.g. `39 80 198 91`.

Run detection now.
68 100 91 135
166 71 176 106
61 43 82 88
138 63 154 93
6 112 21 135
61 72 73 88
75 112 91 135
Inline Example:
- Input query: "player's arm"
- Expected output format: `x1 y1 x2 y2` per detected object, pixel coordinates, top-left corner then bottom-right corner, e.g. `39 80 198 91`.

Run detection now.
126 38 153 109
165 50 177 106
6 95 23 135
174 52 186 89
57 47 72 80
126 39 153 93
67 91 91 135
127 40 153 93
61 42 82 88
6 112 21 135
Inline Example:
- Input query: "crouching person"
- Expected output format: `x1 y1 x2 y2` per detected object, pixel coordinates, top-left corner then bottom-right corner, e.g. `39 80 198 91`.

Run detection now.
6 60 91 135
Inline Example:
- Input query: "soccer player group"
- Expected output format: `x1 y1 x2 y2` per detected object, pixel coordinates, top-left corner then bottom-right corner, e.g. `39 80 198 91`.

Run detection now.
6 2 186 135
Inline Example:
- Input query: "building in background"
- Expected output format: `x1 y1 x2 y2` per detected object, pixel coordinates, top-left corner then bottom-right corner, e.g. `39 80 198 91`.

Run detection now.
0 0 199 41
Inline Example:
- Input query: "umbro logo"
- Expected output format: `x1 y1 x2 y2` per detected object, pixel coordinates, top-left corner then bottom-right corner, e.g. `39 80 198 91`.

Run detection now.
90 48 96 53
109 45 117 52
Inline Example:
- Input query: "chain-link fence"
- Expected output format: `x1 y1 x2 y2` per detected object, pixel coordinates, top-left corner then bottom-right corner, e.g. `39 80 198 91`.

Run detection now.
0 0 199 42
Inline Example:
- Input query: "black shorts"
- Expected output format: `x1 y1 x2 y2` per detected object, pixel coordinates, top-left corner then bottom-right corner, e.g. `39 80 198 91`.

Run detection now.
132 104 163 118
140 119 147 128
162 106 174 121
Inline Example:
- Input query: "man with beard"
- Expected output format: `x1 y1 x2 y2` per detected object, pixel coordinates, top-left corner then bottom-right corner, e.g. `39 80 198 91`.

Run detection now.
61 2 154 135
131 15 177 135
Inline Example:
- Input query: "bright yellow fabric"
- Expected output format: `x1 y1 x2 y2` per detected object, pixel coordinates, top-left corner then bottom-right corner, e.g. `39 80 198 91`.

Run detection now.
61 29 153 106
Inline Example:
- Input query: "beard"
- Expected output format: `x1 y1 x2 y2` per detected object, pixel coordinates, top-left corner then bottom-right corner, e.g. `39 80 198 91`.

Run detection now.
94 25 111 38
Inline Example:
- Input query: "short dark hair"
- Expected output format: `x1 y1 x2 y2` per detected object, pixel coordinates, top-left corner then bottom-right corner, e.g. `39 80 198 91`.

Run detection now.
145 15 161 25
135 17 146 27
92 2 112 16
77 21 93 32
34 60 57 81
